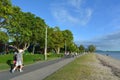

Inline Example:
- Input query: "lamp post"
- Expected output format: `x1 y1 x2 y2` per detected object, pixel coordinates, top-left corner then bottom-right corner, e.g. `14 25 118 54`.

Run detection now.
44 26 47 60
65 39 67 54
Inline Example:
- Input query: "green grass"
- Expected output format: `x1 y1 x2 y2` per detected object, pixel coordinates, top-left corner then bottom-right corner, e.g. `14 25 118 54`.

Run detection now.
0 53 64 71
0 54 13 63
0 64 10 70
47 53 64 60
23 54 44 64
0 54 44 71
44 53 97 80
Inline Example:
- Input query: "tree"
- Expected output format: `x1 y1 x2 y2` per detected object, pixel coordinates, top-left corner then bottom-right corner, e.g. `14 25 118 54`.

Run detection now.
0 0 13 27
30 16 46 54
79 45 85 53
0 0 76 55
7 7 33 51
68 42 78 52
88 45 96 53
0 31 8 43
0 31 9 53
5 5 47 53
62 30 73 52
48 27 64 54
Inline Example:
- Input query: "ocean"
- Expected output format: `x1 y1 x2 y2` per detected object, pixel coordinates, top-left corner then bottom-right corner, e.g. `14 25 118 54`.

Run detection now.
96 51 120 60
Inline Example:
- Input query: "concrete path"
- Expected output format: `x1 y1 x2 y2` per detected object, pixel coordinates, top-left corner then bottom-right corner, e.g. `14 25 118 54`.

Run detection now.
0 57 75 80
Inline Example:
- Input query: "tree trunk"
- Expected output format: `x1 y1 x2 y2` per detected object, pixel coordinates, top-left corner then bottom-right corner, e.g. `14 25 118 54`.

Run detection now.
57 47 60 54
54 47 60 54
54 48 57 54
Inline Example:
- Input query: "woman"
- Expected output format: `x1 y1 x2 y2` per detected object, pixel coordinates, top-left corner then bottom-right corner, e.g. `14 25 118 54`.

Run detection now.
12 49 24 73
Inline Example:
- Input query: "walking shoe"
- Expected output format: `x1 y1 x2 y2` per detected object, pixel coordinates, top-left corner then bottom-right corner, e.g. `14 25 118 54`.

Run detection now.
11 69 14 73
20 69 23 72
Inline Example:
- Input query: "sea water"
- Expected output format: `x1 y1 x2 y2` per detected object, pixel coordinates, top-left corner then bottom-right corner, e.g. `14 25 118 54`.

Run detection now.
96 51 120 60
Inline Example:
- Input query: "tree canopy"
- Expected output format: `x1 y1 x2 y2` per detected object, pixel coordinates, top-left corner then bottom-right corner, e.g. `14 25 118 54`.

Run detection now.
0 31 8 43
0 0 13 27
0 0 91 54
88 45 96 52
79 45 85 53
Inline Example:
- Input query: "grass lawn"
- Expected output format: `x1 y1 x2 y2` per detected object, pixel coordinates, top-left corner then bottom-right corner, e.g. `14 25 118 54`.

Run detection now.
44 53 97 80
0 53 64 71
0 54 43 71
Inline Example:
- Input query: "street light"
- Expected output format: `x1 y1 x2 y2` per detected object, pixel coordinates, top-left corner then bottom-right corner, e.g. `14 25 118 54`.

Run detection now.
65 39 67 54
44 26 47 60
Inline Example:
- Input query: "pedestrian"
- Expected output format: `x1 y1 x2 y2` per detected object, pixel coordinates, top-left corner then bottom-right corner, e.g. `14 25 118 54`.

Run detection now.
12 49 24 73
13 51 17 67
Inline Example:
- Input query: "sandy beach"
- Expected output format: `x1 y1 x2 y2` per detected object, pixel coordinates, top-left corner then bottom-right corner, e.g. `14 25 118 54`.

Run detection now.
92 53 120 80
96 54 120 77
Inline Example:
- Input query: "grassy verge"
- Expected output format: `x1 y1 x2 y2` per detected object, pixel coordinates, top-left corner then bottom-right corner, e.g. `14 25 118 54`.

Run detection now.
44 53 97 80
0 53 64 71
47 53 64 60
0 54 43 71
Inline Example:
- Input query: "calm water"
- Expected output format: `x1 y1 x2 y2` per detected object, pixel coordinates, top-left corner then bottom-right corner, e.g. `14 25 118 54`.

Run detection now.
96 51 120 60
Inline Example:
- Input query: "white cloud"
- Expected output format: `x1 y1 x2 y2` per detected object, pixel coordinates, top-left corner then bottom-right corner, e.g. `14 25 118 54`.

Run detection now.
68 0 83 9
52 8 79 24
86 8 93 18
50 0 93 26
80 8 93 25
75 30 120 51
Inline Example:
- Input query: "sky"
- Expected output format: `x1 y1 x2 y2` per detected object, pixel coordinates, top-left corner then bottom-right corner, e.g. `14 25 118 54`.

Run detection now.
11 0 120 51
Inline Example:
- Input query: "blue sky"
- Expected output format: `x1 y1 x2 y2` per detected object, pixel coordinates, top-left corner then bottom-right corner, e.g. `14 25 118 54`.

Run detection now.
12 0 120 51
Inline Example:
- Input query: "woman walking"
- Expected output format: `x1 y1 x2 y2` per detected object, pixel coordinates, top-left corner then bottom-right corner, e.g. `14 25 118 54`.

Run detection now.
12 49 24 73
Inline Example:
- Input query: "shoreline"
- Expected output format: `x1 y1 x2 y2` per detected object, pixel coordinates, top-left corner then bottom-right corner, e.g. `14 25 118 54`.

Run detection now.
96 54 120 78
96 52 120 61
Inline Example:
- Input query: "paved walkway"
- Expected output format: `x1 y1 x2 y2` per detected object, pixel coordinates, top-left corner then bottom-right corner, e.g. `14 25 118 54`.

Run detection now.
0 57 76 80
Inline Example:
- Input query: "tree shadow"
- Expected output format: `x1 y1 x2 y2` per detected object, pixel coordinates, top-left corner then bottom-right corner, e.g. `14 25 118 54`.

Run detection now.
6 60 14 72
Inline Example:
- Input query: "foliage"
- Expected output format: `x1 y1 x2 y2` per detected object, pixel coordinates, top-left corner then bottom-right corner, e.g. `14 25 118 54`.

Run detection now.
79 45 85 53
0 0 13 27
0 0 75 54
31 17 46 45
6 7 46 51
0 31 8 43
62 30 73 45
88 45 96 52
67 43 78 52
48 27 64 54
62 30 74 52
7 8 32 49
47 53 64 58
